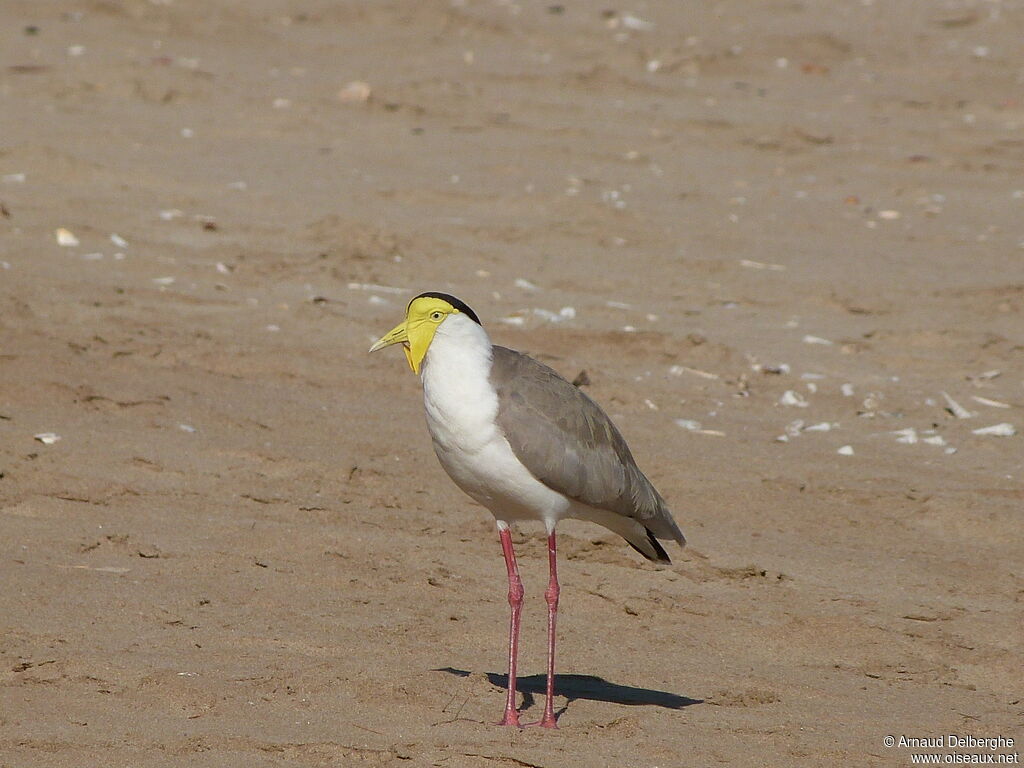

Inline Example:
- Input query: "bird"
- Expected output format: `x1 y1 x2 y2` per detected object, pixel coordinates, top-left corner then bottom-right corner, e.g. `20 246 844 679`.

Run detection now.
369 291 686 728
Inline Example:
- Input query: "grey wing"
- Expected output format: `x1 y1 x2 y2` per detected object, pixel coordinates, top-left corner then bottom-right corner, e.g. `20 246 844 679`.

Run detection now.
489 346 685 546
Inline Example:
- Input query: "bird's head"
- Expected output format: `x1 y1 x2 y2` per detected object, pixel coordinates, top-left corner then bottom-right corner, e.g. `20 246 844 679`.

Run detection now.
368 292 481 374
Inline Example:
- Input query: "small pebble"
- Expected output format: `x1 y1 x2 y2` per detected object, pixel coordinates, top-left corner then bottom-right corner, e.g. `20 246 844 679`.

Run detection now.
837 445 854 456
34 432 61 445
56 228 79 247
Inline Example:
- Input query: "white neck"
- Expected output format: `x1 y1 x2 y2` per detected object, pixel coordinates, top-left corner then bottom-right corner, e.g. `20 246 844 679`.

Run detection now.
420 314 498 452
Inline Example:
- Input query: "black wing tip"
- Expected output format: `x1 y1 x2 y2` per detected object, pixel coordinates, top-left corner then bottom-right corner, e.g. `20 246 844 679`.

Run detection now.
410 292 481 325
628 527 675 564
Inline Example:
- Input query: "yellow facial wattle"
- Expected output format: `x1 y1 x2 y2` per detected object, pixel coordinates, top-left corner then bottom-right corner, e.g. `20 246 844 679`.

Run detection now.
368 296 459 374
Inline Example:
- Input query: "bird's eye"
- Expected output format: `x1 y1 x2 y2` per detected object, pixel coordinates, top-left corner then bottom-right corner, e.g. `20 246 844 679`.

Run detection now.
431 311 443 321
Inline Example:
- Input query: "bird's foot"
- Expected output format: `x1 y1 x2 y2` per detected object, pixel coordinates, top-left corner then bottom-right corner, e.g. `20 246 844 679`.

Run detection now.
496 712 523 728
523 715 558 729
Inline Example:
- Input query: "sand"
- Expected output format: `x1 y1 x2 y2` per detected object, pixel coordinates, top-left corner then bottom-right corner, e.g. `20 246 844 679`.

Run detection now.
1 1 1022 766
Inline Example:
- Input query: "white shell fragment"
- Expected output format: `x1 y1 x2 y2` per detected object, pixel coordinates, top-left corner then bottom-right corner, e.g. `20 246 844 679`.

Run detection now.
941 391 974 419
971 396 1010 409
669 365 719 380
56 228 79 247
338 80 372 103
514 278 539 292
152 276 176 285
777 420 835 442
892 428 918 444
739 259 786 271
804 422 835 432
802 335 834 346
347 282 406 295
841 383 855 397
675 418 725 437
969 369 1002 382
780 390 809 407
110 233 128 248
178 424 196 433
620 14 655 31
877 210 902 220
971 423 1016 437
34 432 62 445
837 445 854 456
923 435 947 446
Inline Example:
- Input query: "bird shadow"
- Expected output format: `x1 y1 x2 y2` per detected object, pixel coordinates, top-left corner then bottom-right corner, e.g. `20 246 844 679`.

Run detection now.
433 667 702 718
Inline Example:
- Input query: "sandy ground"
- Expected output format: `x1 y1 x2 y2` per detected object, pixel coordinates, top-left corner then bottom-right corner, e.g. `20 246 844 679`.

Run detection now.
2 1 1023 766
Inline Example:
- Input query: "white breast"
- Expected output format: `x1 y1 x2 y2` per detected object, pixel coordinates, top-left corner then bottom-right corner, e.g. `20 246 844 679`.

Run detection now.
420 315 570 530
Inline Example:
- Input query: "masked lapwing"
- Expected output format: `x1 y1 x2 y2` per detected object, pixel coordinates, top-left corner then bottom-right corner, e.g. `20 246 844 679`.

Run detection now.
369 292 686 728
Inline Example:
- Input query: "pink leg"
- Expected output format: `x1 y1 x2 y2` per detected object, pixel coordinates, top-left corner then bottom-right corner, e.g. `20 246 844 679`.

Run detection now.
497 526 524 727
532 531 560 728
